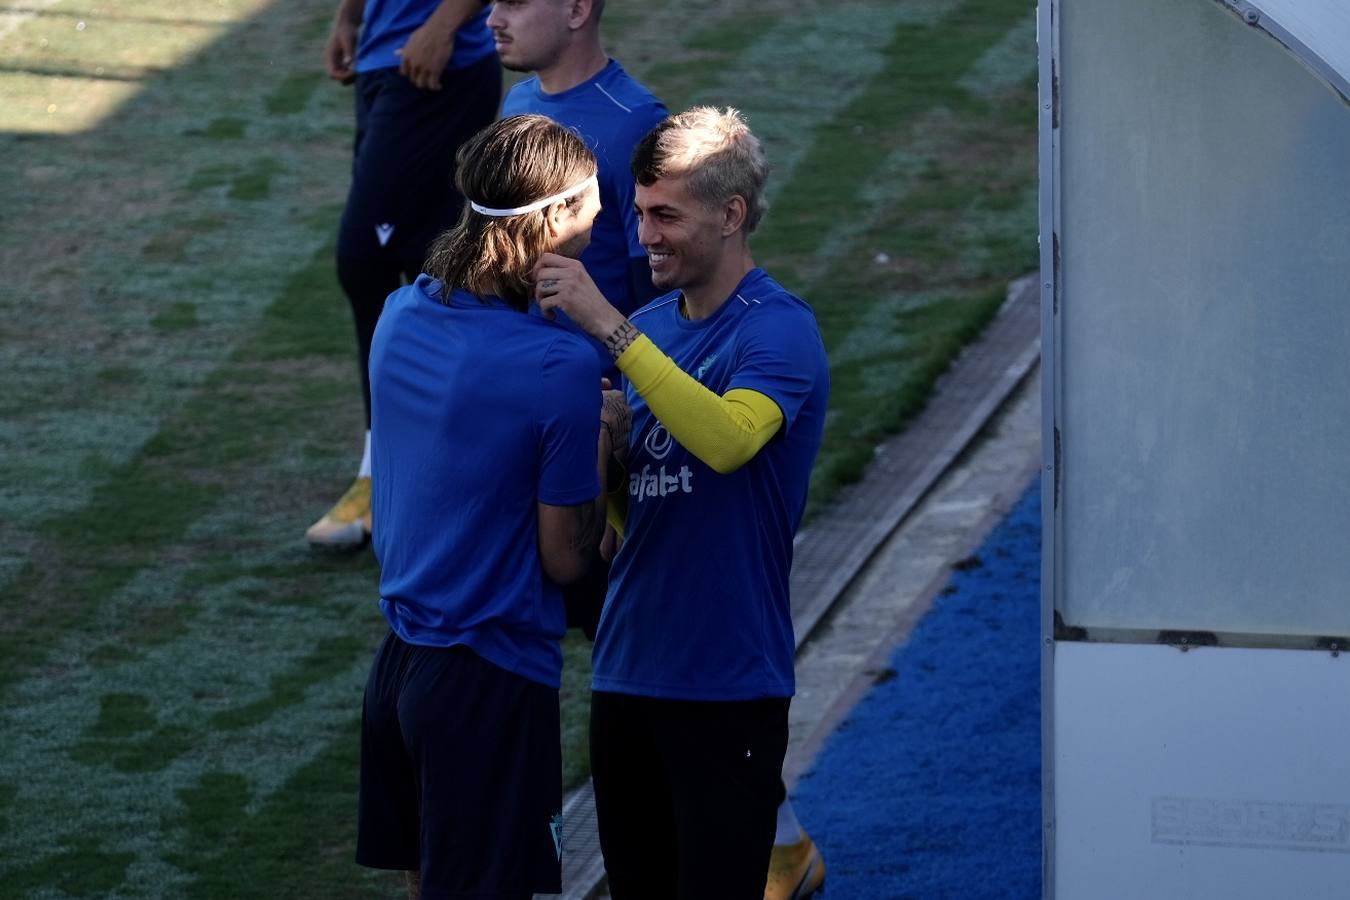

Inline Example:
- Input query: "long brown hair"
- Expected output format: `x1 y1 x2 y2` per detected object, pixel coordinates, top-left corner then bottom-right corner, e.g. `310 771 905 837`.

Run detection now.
425 115 597 310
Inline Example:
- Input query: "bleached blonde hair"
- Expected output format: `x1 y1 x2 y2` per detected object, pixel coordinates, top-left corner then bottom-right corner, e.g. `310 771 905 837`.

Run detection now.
631 106 769 234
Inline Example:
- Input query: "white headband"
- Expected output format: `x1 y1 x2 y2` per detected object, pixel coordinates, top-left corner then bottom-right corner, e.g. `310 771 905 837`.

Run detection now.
468 175 597 217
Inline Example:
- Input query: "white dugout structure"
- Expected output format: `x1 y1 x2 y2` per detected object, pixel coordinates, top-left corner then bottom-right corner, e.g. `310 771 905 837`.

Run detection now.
1038 1 1350 897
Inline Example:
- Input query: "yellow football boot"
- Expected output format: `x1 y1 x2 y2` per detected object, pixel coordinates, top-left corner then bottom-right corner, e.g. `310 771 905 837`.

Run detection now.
765 832 826 900
305 476 372 549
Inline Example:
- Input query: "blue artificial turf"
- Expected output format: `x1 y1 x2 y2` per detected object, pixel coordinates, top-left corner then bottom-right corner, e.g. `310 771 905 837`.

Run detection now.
792 480 1042 899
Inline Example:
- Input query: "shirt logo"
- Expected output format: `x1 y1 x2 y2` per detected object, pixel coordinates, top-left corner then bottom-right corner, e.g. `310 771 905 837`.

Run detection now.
633 425 695 502
644 424 674 460
630 463 694 501
550 812 563 860
374 223 395 247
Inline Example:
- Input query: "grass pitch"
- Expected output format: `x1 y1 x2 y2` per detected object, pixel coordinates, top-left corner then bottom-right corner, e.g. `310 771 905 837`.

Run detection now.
0 0 1037 895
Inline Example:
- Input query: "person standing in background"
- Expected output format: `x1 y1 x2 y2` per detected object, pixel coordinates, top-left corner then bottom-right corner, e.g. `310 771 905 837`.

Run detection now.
307 0 500 549
490 0 666 319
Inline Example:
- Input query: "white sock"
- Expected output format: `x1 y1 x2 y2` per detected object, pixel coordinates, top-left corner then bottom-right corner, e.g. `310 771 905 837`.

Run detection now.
774 796 804 846
358 431 372 478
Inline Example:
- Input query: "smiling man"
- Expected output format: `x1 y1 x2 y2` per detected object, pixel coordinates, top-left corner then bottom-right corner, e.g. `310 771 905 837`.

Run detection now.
535 107 830 900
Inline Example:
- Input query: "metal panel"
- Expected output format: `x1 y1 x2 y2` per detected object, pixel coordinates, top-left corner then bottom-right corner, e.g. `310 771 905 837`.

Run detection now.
1054 642 1350 899
1222 0 1350 104
1038 0 1062 893
1055 0 1350 640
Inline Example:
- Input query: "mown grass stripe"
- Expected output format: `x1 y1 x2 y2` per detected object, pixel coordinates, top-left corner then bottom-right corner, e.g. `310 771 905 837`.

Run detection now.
0 242 354 702
756 0 1038 290
164 718 396 899
663 0 964 195
0 623 377 892
958 10 1038 99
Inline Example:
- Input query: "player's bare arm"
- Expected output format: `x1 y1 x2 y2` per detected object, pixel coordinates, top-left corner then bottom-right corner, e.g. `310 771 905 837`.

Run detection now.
324 0 364 84
601 387 631 466
534 253 640 358
397 0 487 90
537 427 612 584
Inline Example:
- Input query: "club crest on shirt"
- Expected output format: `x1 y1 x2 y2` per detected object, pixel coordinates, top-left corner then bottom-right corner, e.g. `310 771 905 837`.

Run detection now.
696 353 717 380
643 424 674 460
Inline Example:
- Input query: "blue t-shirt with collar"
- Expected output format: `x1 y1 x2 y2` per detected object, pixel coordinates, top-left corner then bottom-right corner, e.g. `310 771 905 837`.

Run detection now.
502 60 668 316
369 275 602 689
356 2 495 73
591 268 831 701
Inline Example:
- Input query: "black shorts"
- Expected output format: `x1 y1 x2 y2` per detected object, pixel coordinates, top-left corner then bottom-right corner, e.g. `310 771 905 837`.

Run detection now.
337 55 501 265
356 633 563 898
589 691 790 900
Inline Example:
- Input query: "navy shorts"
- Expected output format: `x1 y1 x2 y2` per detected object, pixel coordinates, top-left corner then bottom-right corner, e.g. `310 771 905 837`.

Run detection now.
337 55 501 265
356 633 563 898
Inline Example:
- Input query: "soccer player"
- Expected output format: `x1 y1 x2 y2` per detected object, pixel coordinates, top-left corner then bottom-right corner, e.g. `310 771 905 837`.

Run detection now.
494 9 823 893
534 107 830 900
488 0 667 318
355 115 619 898
308 0 500 548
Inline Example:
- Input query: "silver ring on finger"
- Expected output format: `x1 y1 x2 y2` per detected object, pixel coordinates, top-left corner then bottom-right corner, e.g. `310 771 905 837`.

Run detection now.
540 278 558 291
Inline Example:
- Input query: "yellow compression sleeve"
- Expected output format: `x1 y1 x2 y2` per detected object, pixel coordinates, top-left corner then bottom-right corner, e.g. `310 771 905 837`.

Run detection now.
616 334 785 476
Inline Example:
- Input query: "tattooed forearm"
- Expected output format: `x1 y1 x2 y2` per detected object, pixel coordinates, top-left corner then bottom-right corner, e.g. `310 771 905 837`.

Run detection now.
605 320 641 360
569 498 603 554
601 391 631 449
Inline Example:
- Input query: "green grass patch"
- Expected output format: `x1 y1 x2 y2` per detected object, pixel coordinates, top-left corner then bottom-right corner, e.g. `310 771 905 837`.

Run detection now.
0 783 14 837
164 724 399 899
560 631 594 790
185 163 236 192
228 156 282 201
264 72 320 116
187 116 247 139
1 835 136 899
0 241 345 700
151 300 199 332
210 634 367 731
96 364 140 384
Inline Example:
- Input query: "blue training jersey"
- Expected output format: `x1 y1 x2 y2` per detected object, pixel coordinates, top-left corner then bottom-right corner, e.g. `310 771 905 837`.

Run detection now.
356 2 495 73
502 60 667 316
369 275 602 689
591 269 831 700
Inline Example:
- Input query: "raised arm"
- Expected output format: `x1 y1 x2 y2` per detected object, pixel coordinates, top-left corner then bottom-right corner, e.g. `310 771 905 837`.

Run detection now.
534 254 786 475
616 335 782 474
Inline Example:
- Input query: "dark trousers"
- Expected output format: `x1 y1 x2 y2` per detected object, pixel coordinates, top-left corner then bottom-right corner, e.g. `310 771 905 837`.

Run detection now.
590 691 790 900
335 55 500 425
